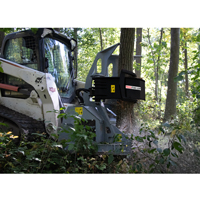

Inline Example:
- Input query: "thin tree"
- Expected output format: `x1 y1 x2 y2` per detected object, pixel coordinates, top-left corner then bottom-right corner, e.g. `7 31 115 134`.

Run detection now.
0 30 5 49
74 28 78 77
147 28 163 102
99 28 103 51
135 28 142 78
164 28 180 121
183 41 189 97
180 28 189 97
116 28 135 133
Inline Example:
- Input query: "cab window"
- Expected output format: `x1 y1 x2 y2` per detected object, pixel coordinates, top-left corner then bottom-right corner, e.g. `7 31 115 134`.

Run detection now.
4 36 38 70
2 36 37 97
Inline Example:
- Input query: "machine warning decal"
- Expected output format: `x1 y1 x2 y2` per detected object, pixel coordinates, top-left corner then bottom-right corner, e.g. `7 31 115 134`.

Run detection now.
49 87 56 92
125 85 141 91
75 107 83 115
111 85 115 93
35 76 43 83
47 76 51 80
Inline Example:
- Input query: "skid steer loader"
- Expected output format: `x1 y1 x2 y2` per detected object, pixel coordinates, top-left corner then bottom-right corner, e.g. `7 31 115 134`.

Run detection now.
0 28 145 154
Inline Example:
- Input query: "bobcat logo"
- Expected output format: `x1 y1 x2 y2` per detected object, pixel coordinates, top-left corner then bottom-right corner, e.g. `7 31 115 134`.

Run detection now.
35 76 43 83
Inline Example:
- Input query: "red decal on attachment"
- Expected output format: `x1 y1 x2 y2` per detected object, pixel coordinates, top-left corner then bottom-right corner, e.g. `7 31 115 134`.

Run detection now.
125 85 141 91
125 85 132 89
49 87 56 92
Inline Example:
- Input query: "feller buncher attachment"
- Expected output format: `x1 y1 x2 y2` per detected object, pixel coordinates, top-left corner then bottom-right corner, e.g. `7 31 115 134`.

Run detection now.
0 28 145 155
60 43 145 154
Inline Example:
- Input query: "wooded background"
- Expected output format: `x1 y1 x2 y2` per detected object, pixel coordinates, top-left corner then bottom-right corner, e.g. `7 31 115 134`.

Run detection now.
54 28 200 131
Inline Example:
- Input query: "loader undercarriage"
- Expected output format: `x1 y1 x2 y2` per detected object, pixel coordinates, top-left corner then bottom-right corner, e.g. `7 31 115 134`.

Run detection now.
0 105 46 141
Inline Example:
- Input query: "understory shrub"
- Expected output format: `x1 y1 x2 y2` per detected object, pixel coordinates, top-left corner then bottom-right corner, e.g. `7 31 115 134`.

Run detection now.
0 110 199 173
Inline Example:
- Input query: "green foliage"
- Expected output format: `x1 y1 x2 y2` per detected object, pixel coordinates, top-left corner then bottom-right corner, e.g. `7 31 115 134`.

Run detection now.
0 65 3 73
1 108 199 173
0 111 126 173
58 113 98 155
0 108 186 174
174 71 185 82
128 123 186 173
0 28 38 35
63 28 120 82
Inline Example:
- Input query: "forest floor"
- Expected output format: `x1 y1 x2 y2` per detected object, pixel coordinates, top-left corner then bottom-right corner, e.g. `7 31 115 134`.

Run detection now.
128 123 200 173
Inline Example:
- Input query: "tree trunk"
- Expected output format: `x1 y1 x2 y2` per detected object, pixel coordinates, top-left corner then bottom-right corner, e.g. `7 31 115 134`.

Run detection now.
183 41 189 96
74 28 78 78
156 28 163 102
135 28 142 78
0 31 5 49
157 28 163 119
99 28 103 51
164 28 180 121
116 28 135 133
147 28 157 101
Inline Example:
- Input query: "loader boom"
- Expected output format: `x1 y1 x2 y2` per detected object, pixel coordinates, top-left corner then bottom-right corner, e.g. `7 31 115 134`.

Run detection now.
0 57 60 134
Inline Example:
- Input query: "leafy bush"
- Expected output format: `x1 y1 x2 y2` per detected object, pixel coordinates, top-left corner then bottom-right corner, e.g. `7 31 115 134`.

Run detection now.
126 122 186 173
1 109 199 173
0 113 127 173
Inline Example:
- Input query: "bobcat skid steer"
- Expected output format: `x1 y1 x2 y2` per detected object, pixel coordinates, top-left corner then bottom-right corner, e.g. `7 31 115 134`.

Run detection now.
0 28 145 155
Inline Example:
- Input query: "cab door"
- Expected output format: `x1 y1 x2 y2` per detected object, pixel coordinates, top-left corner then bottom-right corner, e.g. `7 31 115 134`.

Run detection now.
1 35 39 98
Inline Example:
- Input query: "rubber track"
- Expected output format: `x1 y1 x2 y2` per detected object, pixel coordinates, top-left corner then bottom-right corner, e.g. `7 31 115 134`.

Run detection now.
0 105 46 136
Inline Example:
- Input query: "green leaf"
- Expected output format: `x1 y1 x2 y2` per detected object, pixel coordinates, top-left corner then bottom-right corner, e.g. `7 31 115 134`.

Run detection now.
174 75 184 82
179 134 187 145
85 125 91 130
68 144 74 151
173 141 184 153
159 126 165 134
148 148 156 153
157 148 162 153
176 134 181 142
179 71 186 76
149 163 155 169
57 113 67 118
169 159 176 166
162 41 167 48
31 133 44 137
147 135 151 141
0 66 4 73
159 158 165 164
153 140 158 146
171 152 178 157
0 122 8 127
147 59 154 64
97 164 106 171
135 136 143 142
108 154 114 164
30 28 38 34
77 156 85 161
149 131 156 139
149 141 152 147
167 161 170 168
136 163 142 172
162 122 171 127
163 148 170 156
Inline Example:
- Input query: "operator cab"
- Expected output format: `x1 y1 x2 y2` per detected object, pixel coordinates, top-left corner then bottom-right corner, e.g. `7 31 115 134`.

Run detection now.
0 28 77 103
